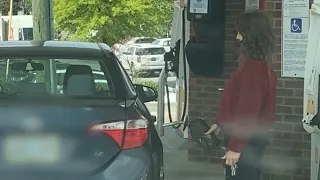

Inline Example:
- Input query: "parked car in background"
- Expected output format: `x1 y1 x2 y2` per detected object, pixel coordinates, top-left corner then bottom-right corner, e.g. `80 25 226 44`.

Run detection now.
119 44 166 76
0 40 164 180
127 37 157 45
114 37 157 56
151 38 171 52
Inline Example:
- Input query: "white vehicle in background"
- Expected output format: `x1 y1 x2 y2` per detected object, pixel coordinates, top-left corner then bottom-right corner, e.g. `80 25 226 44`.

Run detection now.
119 44 166 76
152 38 171 52
113 37 157 55
126 37 157 45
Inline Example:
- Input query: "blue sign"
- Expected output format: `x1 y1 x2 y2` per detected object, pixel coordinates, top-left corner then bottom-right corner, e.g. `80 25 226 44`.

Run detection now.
291 18 302 33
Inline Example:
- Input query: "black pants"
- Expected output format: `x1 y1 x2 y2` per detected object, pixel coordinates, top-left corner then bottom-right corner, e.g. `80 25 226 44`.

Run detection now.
224 134 267 180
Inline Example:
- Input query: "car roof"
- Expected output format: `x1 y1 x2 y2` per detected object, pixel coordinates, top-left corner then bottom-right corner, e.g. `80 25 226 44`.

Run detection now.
132 37 155 40
0 41 113 59
128 44 164 48
156 38 171 41
126 37 155 42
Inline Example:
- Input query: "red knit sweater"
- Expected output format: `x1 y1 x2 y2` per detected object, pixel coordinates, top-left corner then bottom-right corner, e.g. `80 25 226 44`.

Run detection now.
216 60 277 152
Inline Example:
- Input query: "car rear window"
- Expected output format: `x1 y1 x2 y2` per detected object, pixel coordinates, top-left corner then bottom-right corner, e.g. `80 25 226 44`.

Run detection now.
0 58 115 99
151 40 160 45
142 47 165 55
135 38 156 44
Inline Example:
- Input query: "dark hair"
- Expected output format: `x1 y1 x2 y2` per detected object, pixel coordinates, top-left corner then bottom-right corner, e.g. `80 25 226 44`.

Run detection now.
235 10 275 62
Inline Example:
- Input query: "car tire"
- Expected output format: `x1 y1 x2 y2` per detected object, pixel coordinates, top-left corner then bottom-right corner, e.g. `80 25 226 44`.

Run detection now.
152 153 164 180
159 164 164 180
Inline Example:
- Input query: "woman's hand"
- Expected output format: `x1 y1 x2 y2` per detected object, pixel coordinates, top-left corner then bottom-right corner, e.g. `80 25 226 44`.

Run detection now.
221 150 241 165
205 124 220 135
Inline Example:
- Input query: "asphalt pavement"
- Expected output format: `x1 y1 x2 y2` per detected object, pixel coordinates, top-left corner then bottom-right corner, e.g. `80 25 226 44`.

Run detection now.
161 126 225 180
145 102 224 180
145 101 177 122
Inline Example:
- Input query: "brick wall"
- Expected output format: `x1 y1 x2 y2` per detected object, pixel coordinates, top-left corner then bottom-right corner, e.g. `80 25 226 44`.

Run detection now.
187 0 311 179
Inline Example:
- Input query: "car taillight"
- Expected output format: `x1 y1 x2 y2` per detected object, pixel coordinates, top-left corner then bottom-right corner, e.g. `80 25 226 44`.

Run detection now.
90 118 148 150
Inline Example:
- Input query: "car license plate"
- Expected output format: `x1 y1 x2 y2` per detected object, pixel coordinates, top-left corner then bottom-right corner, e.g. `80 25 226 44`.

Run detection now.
3 134 61 165
151 58 157 61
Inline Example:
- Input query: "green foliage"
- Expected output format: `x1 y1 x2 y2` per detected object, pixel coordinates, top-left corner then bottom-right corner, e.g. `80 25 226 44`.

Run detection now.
0 0 31 15
0 0 22 15
24 0 32 14
135 80 158 90
54 0 173 45
0 75 18 93
95 82 109 91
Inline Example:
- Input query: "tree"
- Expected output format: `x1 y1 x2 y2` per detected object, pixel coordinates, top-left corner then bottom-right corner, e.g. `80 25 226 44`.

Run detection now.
54 0 173 45
0 0 32 15
0 0 21 15
23 0 32 14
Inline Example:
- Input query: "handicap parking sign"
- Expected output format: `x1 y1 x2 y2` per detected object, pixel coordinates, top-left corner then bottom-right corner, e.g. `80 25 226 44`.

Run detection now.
291 18 302 33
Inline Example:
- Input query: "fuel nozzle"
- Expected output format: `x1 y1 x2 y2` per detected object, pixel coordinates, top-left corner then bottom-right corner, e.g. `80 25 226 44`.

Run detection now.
188 117 227 152
163 40 181 75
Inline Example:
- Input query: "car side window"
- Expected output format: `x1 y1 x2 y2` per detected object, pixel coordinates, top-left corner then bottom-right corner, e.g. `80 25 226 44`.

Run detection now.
147 38 156 43
134 39 141 43
124 47 131 55
93 73 111 91
135 98 152 119
132 47 137 55
123 48 129 54
127 47 135 55
115 59 136 95
55 59 112 95
135 48 142 55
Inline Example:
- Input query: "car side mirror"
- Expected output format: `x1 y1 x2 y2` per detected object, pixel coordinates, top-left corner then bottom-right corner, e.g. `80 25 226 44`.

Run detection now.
134 84 158 103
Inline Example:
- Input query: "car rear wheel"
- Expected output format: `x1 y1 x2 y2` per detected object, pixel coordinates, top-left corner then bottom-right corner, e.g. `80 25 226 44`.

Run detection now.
159 164 164 180
152 153 164 180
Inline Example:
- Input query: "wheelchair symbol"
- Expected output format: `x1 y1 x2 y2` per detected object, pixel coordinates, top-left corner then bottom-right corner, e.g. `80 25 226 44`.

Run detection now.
291 18 302 33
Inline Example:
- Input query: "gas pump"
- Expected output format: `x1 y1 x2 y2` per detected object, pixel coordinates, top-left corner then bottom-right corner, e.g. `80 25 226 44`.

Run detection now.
157 1 189 137
302 2 320 180
157 0 225 137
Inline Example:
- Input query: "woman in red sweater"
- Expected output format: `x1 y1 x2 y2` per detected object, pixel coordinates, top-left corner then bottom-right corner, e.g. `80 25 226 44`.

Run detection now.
205 10 277 179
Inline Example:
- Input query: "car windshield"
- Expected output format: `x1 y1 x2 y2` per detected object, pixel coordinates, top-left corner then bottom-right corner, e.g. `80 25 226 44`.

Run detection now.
0 58 115 99
141 47 165 55
151 40 160 45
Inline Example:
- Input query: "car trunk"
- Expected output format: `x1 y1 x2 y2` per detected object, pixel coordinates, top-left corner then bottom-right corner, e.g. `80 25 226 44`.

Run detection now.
141 54 164 66
0 99 136 177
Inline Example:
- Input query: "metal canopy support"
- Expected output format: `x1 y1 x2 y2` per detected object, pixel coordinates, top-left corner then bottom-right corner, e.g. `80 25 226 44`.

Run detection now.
157 67 167 137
